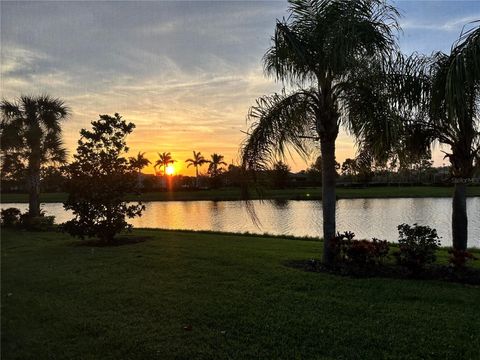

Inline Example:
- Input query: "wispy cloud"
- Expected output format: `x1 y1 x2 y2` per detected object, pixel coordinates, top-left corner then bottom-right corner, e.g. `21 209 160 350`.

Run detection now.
1 1 474 172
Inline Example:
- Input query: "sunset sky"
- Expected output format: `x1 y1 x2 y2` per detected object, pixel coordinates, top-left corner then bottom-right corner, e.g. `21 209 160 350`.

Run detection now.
1 0 479 175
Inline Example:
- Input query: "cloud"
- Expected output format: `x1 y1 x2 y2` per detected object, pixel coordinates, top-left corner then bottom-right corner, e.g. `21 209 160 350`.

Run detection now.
401 15 480 32
1 0 472 173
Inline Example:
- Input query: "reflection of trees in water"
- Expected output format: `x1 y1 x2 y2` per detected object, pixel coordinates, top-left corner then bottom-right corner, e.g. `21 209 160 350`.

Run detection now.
273 199 289 209
209 201 224 231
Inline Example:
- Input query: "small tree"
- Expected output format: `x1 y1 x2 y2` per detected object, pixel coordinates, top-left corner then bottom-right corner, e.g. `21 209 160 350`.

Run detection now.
63 113 144 243
272 161 290 189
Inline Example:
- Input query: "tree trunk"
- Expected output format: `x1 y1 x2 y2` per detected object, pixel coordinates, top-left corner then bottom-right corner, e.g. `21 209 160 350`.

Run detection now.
321 139 337 266
452 181 468 251
195 166 199 188
28 156 41 217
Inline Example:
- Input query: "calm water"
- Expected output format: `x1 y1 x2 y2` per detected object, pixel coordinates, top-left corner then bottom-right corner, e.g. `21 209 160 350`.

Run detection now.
2 198 479 247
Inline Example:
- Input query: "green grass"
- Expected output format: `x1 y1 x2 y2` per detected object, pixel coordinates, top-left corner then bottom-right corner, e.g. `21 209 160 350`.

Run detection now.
2 229 480 359
2 185 480 203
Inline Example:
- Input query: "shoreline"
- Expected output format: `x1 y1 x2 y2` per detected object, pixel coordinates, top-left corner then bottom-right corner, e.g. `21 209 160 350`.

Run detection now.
2 185 480 203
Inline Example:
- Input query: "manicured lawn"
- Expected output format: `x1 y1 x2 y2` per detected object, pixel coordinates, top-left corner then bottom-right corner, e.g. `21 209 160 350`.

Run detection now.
2 229 480 359
2 185 480 203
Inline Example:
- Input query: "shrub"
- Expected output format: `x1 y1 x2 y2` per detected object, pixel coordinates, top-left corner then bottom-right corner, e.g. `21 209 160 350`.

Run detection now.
331 231 390 266
394 223 441 272
20 213 55 231
1 207 22 227
1 207 55 231
448 249 478 268
63 113 144 243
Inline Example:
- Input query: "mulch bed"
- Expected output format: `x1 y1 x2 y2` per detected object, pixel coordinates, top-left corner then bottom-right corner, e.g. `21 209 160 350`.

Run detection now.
285 259 480 286
73 236 152 247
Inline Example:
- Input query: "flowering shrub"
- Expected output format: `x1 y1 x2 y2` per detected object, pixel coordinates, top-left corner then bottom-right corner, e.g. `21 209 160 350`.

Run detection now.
394 223 441 272
448 249 478 268
331 231 390 266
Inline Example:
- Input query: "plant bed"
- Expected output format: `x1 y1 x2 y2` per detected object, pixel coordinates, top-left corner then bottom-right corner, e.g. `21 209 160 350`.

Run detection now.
285 259 480 285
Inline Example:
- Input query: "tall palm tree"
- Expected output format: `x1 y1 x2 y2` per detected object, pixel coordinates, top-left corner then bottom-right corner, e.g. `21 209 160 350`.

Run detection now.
208 153 227 178
0 95 69 217
154 152 175 176
356 24 479 251
129 152 151 188
240 0 399 265
430 26 480 251
185 151 208 187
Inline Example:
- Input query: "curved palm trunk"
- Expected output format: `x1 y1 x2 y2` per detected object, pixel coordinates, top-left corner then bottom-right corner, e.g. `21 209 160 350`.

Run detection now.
321 139 336 265
452 182 468 251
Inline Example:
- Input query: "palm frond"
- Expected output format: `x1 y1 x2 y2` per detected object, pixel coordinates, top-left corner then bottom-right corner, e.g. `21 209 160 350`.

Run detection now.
240 90 317 172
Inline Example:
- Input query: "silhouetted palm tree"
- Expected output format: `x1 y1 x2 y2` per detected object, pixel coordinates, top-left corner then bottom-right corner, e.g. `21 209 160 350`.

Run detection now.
129 152 151 188
208 153 227 178
185 151 208 187
240 0 399 265
357 24 480 251
1 95 69 217
430 26 480 251
154 152 174 176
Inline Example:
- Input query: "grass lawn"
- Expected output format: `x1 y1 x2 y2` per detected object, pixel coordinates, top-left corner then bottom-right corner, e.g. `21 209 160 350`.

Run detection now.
2 185 480 203
2 229 480 359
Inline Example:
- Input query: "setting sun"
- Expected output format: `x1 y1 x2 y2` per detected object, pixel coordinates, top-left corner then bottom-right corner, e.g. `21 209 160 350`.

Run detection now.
165 164 175 176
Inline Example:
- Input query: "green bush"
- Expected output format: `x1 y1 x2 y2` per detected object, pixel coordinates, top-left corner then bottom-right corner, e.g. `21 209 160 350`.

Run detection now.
394 223 441 272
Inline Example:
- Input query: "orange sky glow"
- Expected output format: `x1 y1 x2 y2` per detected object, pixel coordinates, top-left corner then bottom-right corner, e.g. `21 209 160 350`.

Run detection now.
2 1 469 176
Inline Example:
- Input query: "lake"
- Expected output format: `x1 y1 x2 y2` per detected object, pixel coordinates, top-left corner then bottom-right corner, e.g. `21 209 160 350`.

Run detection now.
2 198 479 247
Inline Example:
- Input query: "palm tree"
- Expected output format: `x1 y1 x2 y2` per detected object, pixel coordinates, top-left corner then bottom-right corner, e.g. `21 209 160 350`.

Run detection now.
240 0 399 265
430 26 480 251
185 151 208 187
357 25 479 251
154 152 175 176
208 153 227 178
394 26 480 251
0 95 69 217
129 152 151 188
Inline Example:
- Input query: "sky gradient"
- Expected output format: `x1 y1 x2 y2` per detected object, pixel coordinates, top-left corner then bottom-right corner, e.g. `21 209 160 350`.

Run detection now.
1 0 479 175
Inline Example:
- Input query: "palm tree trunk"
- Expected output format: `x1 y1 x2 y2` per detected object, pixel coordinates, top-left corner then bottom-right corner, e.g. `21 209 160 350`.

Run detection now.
452 181 468 251
28 157 41 217
195 166 199 188
321 139 336 266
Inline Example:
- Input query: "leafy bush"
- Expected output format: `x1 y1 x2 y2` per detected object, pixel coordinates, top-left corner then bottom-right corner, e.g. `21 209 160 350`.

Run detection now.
63 113 144 243
331 231 390 266
20 213 55 231
448 249 478 268
1 208 22 227
394 223 441 272
1 208 55 231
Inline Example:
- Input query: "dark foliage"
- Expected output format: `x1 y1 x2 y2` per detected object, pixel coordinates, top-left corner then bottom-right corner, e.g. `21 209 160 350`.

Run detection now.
287 258 480 285
0 95 69 217
1 207 54 231
448 249 478 268
19 212 55 231
63 113 144 243
331 231 390 266
394 223 441 272
1 207 22 227
272 161 290 189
